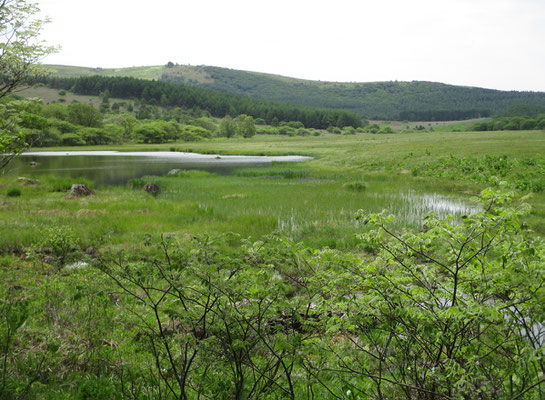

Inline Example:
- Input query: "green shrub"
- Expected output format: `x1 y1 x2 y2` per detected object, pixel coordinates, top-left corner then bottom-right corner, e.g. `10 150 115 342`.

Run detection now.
128 177 146 189
6 187 21 197
41 176 94 192
40 225 79 268
343 181 367 191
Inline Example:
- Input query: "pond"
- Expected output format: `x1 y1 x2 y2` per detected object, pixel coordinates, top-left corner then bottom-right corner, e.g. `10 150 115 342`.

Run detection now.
5 151 481 229
6 151 313 186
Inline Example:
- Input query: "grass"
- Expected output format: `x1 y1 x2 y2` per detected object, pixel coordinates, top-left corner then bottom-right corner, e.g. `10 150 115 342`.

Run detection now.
17 85 135 109
4 129 545 253
3 130 545 398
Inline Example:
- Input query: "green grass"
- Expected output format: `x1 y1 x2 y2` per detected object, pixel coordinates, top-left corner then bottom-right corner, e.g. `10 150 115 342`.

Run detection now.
46 64 166 80
3 130 545 398
3 129 545 253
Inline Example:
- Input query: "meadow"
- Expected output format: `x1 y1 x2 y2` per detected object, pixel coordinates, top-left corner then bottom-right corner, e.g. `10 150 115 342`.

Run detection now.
2 130 545 399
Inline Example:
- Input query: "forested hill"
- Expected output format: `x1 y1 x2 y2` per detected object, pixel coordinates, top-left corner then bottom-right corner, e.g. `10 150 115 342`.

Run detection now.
43 75 363 129
46 64 545 121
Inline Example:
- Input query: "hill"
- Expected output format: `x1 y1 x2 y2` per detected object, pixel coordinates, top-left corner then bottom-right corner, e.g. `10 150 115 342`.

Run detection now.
45 64 545 121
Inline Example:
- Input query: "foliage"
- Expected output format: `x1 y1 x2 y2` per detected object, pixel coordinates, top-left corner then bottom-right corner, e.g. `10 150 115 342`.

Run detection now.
306 189 545 398
160 65 545 120
218 115 236 138
43 75 363 128
0 100 30 169
98 234 312 399
410 154 545 193
473 114 545 131
343 181 367 191
6 187 21 196
39 225 79 268
0 0 56 99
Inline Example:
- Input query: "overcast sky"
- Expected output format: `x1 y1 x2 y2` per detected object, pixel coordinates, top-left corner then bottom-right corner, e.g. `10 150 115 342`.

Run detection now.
37 0 545 92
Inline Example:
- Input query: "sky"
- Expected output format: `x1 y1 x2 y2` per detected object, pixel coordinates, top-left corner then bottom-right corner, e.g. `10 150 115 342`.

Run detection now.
36 0 545 92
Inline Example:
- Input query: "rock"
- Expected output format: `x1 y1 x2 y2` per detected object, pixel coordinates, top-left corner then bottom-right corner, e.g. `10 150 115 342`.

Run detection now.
143 183 160 194
70 184 93 196
85 246 100 257
43 255 55 264
30 161 37 166
167 169 181 175
17 177 40 184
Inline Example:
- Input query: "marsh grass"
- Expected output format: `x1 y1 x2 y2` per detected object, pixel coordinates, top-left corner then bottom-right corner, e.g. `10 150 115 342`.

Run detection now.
2 130 545 253
0 167 466 252
2 132 545 398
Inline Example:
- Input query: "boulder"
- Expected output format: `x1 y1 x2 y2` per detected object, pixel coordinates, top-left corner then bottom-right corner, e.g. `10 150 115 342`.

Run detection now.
143 183 160 195
167 169 181 175
16 177 40 184
70 184 93 196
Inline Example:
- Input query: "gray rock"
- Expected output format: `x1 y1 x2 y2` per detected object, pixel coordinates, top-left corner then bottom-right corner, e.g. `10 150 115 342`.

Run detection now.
143 183 160 194
167 169 181 175
17 177 40 184
70 184 93 196
43 255 55 264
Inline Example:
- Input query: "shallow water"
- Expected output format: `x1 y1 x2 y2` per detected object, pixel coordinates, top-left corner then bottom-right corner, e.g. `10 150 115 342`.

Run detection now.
6 151 312 186
6 152 480 228
369 190 481 226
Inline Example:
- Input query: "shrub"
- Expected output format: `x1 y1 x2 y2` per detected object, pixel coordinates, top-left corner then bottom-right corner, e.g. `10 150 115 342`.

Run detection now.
312 190 545 398
6 187 21 197
343 181 366 191
40 225 79 268
128 177 146 189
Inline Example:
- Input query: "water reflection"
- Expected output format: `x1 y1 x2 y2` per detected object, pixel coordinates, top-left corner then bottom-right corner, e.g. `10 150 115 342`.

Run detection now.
370 190 481 225
6 151 312 186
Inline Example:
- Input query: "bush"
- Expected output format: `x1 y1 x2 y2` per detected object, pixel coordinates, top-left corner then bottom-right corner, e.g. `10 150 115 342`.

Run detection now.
40 225 79 268
343 181 366 191
6 187 21 197
312 190 545 398
128 177 146 190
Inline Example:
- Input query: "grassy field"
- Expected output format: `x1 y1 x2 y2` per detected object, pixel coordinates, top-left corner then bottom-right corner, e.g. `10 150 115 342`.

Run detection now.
37 129 545 169
2 130 545 398
45 64 166 80
17 86 136 109
4 130 545 252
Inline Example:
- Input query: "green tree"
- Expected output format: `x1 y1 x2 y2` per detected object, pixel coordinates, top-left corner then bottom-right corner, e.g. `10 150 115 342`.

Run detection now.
309 189 545 398
219 115 236 138
67 103 102 127
0 0 56 170
0 0 56 99
240 115 256 138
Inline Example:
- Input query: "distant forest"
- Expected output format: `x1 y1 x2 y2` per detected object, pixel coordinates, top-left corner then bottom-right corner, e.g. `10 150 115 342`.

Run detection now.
42 76 363 129
162 66 545 121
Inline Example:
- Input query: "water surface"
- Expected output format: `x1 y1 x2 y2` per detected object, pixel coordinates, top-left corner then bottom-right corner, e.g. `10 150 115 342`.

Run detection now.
7 151 312 186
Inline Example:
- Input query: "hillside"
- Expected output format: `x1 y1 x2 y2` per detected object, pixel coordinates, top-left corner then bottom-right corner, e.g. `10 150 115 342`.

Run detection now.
45 64 545 121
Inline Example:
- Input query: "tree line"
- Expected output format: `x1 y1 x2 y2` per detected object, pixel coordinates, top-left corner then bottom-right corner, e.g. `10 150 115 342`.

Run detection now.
2 96 265 147
161 65 545 120
472 114 545 131
42 76 363 129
